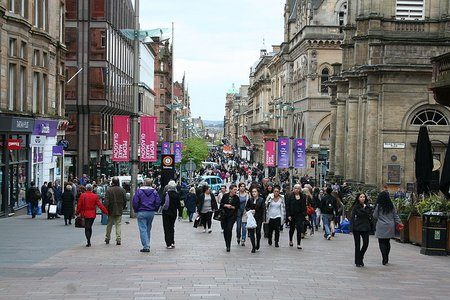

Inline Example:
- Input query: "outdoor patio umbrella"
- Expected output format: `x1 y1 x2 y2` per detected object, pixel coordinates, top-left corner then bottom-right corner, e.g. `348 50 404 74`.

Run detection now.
439 134 450 199
415 126 433 195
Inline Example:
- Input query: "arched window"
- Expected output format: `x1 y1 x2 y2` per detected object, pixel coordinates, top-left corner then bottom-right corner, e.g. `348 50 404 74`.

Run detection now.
320 68 329 94
411 109 449 126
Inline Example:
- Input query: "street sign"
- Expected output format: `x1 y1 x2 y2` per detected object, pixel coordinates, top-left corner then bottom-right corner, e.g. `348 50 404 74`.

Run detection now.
185 161 196 172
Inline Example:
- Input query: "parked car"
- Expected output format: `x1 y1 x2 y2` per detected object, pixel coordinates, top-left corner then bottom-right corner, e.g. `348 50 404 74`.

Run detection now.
196 175 223 194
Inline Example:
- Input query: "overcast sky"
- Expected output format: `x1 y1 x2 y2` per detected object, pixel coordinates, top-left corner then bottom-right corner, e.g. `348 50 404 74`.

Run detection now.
140 0 285 121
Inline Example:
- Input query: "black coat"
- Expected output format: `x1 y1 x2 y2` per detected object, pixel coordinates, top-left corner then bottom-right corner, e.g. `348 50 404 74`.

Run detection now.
220 193 240 221
289 194 307 219
350 204 372 232
245 196 265 223
197 193 218 213
185 192 197 213
161 190 181 217
320 194 337 215
61 191 75 216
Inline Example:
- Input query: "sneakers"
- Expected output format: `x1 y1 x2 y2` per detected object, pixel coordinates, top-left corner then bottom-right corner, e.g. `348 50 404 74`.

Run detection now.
326 235 331 240
251 249 256 253
289 241 294 247
226 247 230 252
208 229 212 233
116 241 121 245
203 229 207 233
297 245 302 250
166 245 174 249
237 239 241 245
241 242 245 247
140 248 150 253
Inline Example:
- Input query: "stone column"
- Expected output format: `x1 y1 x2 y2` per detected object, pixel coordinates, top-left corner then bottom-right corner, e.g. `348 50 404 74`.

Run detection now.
329 99 338 175
334 99 345 176
364 93 379 185
345 97 358 181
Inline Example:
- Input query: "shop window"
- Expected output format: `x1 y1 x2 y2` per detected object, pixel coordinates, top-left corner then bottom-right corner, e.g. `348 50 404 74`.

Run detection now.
90 28 106 60
89 67 106 99
65 28 77 60
411 109 449 126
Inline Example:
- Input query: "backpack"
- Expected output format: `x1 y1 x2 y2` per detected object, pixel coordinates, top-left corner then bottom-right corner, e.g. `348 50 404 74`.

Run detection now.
34 188 41 200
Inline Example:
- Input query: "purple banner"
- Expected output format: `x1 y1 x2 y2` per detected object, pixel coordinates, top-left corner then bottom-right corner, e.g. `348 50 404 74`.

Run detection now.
33 119 58 137
174 142 182 163
52 146 64 157
293 138 306 168
162 142 171 154
277 137 290 169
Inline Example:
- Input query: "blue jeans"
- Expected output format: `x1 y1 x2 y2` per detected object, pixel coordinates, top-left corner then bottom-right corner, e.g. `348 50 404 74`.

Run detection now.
322 214 333 237
236 210 247 241
137 211 155 250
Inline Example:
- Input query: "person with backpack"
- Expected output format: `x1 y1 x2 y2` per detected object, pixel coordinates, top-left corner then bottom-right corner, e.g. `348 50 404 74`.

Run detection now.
161 180 181 249
320 187 337 240
132 178 161 253
350 193 372 267
26 181 41 218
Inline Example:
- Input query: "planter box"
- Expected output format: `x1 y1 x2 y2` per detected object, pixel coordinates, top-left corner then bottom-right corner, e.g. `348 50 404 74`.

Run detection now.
398 218 409 243
448 220 450 253
408 216 422 246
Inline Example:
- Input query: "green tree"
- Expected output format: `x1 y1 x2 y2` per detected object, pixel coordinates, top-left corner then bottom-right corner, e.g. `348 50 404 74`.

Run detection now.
181 137 209 170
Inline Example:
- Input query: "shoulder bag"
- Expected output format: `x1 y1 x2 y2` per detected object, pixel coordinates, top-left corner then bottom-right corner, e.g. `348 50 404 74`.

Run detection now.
75 196 85 228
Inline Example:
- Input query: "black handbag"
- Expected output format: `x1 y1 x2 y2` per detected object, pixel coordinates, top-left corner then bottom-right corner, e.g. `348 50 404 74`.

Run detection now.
213 209 223 221
193 215 202 228
75 216 85 228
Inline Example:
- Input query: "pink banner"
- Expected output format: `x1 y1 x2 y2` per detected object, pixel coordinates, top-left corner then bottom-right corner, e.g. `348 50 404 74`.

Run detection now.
265 141 276 167
112 116 130 162
140 116 158 162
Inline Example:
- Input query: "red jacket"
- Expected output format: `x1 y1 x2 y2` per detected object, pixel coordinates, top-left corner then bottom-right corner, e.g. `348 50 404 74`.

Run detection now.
76 191 108 219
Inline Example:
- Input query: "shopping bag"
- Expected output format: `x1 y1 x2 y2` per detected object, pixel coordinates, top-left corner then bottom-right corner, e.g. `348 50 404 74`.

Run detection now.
49 204 57 214
246 211 257 229
182 207 188 220
193 215 202 228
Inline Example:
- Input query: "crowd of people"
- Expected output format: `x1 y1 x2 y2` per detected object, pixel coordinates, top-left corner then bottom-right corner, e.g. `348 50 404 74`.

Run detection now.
25 154 404 268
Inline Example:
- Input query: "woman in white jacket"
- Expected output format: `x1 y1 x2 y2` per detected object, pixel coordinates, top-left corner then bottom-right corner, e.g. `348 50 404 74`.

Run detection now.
265 185 286 248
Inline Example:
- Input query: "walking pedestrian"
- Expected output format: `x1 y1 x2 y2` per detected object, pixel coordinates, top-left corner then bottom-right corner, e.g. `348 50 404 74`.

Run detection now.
320 187 337 240
132 178 161 253
41 182 48 213
220 184 240 252
246 187 265 253
350 193 372 267
61 185 75 225
185 187 197 222
373 191 402 265
76 184 108 247
236 183 249 246
161 180 181 249
104 177 127 245
46 182 57 219
197 185 218 233
26 181 41 218
288 184 306 249
265 185 286 248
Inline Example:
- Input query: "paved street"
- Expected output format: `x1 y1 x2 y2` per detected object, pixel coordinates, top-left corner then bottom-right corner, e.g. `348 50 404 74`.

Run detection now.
0 213 449 300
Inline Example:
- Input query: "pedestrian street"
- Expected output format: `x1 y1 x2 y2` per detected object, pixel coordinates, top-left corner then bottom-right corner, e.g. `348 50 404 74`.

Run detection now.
0 214 449 300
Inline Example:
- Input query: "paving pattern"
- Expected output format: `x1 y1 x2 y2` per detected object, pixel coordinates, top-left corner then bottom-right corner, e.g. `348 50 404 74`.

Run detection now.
0 213 449 300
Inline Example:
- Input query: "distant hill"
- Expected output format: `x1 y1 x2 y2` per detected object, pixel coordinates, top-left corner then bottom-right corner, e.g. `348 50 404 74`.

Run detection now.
203 120 223 127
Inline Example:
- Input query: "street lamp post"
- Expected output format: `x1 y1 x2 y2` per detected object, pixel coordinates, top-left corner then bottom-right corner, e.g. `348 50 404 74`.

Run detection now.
129 0 141 218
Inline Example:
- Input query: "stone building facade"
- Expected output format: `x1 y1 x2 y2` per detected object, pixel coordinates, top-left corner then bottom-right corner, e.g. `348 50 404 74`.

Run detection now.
0 0 66 215
280 0 344 178
328 0 450 191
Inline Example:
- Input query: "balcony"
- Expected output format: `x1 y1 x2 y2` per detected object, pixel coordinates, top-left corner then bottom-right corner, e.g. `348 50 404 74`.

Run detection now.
430 52 450 107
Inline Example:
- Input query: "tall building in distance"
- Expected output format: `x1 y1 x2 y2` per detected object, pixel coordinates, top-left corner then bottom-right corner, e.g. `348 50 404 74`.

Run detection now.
64 0 136 178
0 0 66 215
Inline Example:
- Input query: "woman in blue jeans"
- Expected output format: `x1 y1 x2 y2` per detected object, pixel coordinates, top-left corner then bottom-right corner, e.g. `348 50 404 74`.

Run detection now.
132 179 161 253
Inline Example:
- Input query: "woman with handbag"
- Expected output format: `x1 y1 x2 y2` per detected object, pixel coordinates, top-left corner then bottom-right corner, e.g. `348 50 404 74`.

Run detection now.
245 187 265 253
265 185 286 248
350 193 372 267
197 185 218 233
288 184 307 249
219 184 240 252
76 184 108 247
373 191 402 265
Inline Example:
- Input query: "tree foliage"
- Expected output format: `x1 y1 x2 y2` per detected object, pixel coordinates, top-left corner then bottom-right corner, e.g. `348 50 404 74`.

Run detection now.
181 137 209 169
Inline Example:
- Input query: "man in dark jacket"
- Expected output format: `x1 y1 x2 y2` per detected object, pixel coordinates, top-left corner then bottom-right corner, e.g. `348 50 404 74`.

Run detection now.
320 187 337 240
132 178 161 252
161 180 181 249
104 177 127 245
26 181 41 218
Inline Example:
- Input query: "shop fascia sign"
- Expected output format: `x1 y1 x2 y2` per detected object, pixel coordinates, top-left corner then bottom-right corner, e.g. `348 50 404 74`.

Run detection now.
7 139 22 150
383 142 405 149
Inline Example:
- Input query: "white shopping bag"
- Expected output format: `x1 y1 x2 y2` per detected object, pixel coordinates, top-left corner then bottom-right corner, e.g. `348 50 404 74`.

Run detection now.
246 211 257 229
